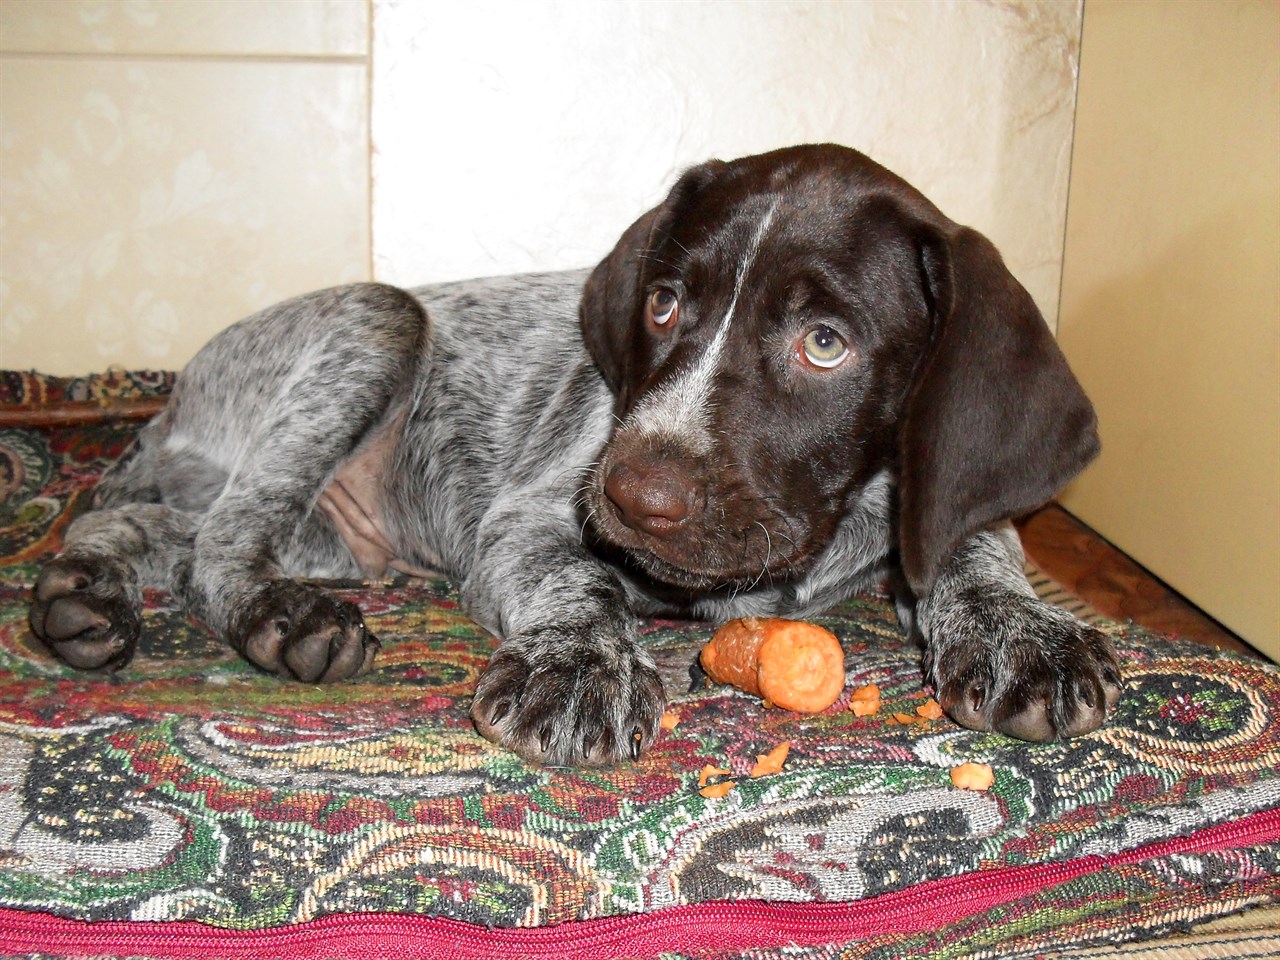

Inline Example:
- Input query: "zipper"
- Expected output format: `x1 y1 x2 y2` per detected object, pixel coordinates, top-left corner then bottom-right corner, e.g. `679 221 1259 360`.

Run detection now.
2 807 1276 959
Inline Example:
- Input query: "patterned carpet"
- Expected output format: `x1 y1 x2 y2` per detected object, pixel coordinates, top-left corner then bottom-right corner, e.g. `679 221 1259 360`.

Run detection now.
0 371 1277 958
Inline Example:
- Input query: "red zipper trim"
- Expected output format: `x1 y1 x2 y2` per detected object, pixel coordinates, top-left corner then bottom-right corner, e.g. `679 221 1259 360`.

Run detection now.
2 807 1276 959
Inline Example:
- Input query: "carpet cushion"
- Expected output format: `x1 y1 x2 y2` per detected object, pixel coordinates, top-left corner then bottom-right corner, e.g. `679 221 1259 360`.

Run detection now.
0 371 1276 957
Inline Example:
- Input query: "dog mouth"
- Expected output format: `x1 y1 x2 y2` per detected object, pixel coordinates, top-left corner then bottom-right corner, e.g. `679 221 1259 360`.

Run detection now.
624 545 807 591
585 483 812 591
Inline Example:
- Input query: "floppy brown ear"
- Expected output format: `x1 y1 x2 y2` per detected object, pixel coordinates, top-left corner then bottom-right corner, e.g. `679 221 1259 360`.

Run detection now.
580 160 726 399
898 226 1099 597
580 206 663 396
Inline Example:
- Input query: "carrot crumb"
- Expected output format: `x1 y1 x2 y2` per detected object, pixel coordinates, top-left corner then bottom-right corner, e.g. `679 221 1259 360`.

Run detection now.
892 712 920 725
750 742 791 778
698 764 732 788
699 781 736 799
916 699 944 721
660 712 681 731
949 762 995 791
850 683 882 716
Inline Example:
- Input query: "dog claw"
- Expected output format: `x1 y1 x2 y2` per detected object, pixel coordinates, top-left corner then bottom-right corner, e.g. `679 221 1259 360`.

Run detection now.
470 634 665 767
932 598 1123 742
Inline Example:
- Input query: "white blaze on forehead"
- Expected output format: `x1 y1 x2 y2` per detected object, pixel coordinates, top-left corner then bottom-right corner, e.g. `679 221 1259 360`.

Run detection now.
624 199 780 453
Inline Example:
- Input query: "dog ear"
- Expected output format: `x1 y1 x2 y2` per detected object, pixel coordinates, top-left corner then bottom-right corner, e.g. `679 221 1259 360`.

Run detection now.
897 226 1099 597
581 161 727 399
580 206 663 396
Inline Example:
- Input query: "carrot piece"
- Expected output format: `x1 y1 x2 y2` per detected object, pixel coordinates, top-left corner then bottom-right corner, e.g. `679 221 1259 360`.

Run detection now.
916 699 944 721
892 712 920 725
660 711 681 731
750 742 791 778
701 618 845 713
850 683 882 716
949 762 995 791
699 781 736 799
698 764 731 788
700 617 769 696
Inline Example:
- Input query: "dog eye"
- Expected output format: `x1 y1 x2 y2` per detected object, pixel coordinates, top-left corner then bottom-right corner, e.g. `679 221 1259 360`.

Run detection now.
646 288 679 328
800 326 849 369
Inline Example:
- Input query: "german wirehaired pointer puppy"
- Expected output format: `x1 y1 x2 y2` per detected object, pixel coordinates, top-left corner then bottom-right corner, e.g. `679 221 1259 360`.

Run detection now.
29 144 1122 765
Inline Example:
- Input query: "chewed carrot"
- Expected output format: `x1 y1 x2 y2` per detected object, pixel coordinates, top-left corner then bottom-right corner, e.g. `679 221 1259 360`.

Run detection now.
660 712 681 731
950 762 995 791
750 742 791 778
700 617 845 713
850 683 881 716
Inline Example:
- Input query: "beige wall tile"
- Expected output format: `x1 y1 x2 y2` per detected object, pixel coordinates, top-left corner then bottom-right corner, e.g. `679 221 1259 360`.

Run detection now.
371 0 1080 330
1 58 369 374
0 0 367 57
3 0 1080 373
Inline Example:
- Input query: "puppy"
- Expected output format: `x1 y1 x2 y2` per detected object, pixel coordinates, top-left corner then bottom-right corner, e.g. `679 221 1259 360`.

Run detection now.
28 144 1122 765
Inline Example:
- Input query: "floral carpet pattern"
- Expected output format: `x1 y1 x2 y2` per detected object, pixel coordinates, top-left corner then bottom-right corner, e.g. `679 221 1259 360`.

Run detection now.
0 371 1277 956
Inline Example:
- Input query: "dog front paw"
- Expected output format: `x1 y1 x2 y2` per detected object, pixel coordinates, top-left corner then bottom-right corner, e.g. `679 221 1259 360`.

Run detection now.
232 580 380 682
926 591 1123 742
471 628 665 766
29 554 142 671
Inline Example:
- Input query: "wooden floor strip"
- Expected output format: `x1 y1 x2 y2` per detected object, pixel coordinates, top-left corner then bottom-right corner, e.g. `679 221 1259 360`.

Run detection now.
1017 505 1262 660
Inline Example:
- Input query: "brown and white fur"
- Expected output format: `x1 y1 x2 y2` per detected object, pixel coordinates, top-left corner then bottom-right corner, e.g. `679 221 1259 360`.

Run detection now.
29 144 1122 766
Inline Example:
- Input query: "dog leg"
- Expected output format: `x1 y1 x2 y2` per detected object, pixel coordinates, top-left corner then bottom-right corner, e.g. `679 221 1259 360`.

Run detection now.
30 283 425 681
178 287 428 682
915 523 1124 741
464 503 665 767
29 504 196 670
190 459 389 686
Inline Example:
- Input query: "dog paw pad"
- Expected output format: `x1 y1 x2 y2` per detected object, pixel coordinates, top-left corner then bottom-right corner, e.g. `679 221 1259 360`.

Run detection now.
235 582 378 683
28 557 141 671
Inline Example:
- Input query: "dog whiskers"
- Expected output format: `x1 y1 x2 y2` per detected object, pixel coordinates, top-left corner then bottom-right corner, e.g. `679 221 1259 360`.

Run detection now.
635 252 682 273
654 230 693 259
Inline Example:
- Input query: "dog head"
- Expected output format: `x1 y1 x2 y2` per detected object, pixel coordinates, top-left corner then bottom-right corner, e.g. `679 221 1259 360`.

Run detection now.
581 144 1097 598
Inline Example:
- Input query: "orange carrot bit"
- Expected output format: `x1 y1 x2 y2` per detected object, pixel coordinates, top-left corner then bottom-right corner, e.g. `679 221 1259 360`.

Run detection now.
699 781 736 799
749 742 791 778
849 683 882 717
891 712 921 725
851 682 881 701
660 711 681 731
916 699 944 721
701 617 846 714
949 762 995 791
698 764 732 788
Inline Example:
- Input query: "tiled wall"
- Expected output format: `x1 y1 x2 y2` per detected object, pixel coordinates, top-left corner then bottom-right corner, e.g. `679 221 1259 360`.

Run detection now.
2 0 1082 375
0 0 371 373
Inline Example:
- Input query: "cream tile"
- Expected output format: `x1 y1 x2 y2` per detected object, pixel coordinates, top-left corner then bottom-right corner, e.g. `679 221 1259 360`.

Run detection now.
0 0 367 57
371 0 1080 330
1 57 369 374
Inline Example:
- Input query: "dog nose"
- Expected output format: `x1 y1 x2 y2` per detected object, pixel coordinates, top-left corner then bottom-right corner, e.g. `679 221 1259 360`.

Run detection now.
604 461 699 536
